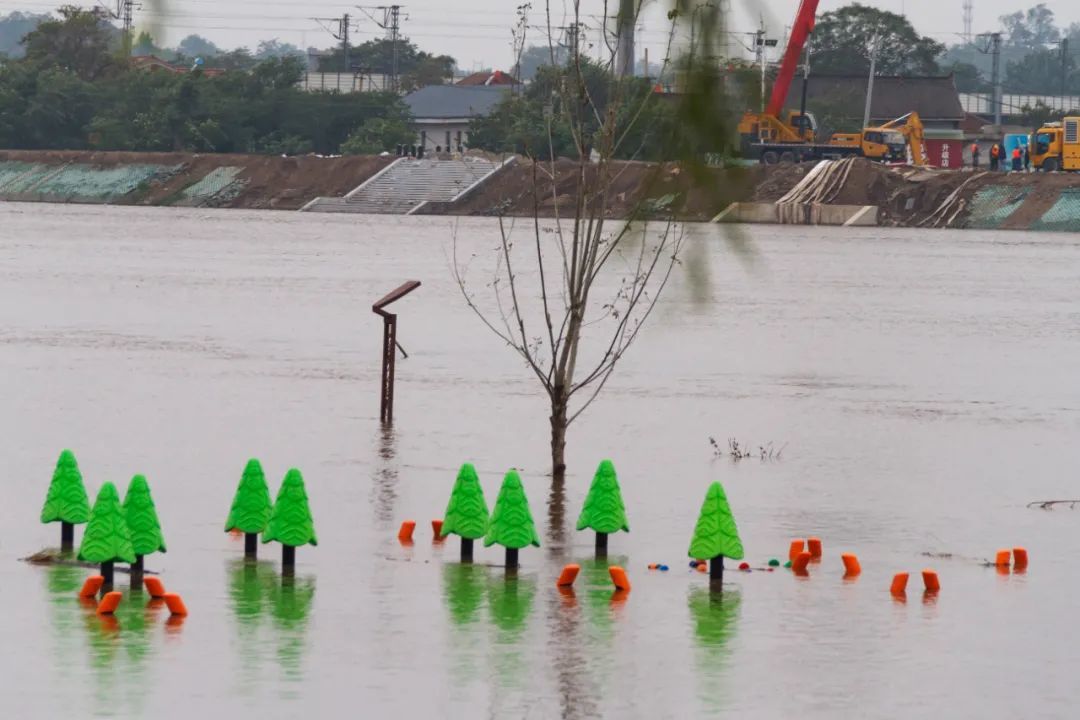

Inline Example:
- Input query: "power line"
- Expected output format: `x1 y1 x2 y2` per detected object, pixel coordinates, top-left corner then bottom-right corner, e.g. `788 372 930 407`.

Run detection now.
356 5 405 92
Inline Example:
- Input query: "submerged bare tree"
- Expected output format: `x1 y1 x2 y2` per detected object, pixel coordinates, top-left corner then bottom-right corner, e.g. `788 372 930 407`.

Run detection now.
454 0 734 486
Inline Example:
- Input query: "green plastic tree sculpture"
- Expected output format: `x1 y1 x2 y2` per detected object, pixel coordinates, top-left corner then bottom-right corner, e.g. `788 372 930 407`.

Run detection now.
576 459 629 555
78 482 136 587
688 481 744 586
122 475 166 577
442 462 490 563
226 458 274 559
484 470 540 569
262 468 317 570
40 449 91 552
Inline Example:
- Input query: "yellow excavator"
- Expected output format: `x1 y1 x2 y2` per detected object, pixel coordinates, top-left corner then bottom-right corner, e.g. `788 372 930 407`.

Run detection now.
828 112 928 165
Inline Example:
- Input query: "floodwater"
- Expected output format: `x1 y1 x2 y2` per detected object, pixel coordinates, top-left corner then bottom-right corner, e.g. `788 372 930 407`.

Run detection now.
2 203 1080 719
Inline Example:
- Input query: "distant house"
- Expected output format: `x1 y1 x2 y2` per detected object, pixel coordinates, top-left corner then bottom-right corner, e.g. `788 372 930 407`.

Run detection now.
129 55 225 77
456 70 518 87
403 85 509 153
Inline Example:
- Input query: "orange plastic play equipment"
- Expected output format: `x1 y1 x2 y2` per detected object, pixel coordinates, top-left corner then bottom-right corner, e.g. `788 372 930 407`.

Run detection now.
807 537 823 558
791 551 812 574
696 563 707 573
97 591 122 615
163 593 189 616
1012 547 1028 570
890 573 909 595
922 569 940 592
79 575 105 598
609 566 631 592
842 553 862 576
789 539 806 561
995 549 1011 567
397 520 416 542
144 577 166 598
556 564 580 587
431 519 444 540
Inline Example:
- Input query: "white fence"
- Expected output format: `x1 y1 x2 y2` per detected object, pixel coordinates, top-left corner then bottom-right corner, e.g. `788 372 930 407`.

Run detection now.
298 73 392 93
960 92 1080 115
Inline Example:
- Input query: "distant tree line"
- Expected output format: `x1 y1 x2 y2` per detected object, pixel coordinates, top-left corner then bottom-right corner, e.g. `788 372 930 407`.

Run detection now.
0 7 415 155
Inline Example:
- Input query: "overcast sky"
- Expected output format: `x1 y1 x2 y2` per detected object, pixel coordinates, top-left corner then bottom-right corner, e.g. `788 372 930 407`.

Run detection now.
3 0 1078 69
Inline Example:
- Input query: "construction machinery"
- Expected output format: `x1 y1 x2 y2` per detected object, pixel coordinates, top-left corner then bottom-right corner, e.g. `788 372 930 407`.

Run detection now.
738 0 927 165
1032 118 1080 171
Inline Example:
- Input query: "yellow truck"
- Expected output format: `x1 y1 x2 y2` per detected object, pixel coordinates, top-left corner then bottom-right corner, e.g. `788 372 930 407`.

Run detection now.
1032 118 1080 171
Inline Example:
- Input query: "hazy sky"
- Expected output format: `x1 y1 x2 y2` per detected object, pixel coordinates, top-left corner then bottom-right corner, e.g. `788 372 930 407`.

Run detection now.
3 0 1078 69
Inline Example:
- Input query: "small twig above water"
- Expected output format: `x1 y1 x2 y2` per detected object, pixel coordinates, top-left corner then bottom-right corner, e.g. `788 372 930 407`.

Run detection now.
709 437 786 462
1027 500 1080 510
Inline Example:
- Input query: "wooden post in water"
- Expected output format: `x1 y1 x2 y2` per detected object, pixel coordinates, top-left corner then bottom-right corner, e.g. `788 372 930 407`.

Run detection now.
372 281 422 424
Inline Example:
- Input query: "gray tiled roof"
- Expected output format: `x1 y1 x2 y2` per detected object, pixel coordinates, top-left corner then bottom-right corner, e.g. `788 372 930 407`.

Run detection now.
404 85 510 120
782 75 964 121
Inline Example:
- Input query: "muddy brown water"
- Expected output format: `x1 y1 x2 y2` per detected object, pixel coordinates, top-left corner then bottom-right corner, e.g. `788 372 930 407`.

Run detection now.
2 203 1079 718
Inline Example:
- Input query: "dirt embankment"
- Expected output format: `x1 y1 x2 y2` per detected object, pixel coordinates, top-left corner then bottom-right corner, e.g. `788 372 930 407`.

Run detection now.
424 159 764 221
752 157 1080 228
0 150 393 210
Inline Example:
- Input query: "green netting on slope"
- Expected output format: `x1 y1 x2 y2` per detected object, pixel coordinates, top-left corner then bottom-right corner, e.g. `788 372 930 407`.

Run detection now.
30 164 173 201
1031 189 1080 232
964 186 1030 230
178 167 245 205
0 162 55 193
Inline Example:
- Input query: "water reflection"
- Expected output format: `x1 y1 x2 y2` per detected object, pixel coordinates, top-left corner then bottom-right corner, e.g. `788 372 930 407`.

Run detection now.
226 560 316 686
442 563 487 626
372 423 399 525
546 579 597 720
687 588 741 714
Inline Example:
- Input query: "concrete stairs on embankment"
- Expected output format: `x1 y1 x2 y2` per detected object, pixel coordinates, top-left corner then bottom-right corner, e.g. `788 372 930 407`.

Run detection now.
301 157 513 215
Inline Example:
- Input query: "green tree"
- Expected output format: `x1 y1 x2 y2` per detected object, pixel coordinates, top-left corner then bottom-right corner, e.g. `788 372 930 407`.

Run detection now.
131 31 163 58
442 463 490 538
78 482 136 582
255 39 305 61
40 449 91 526
263 468 317 548
576 460 629 545
177 34 220 59
946 61 990 93
340 115 414 155
122 475 166 558
484 470 539 566
1001 4 1059 49
810 4 944 76
225 459 273 533
688 482 744 564
21 6 118 81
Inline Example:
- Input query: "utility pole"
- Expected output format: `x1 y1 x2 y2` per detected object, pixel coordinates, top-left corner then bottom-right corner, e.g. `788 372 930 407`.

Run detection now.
342 14 350 72
358 6 406 92
757 18 766 113
615 0 635 78
962 0 973 44
976 32 1002 129
863 35 880 129
97 0 136 56
1062 38 1069 101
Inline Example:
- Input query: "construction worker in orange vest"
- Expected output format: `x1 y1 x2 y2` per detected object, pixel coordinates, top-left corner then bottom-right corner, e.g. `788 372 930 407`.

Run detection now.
989 143 1000 170
1011 146 1022 171
970 142 980 168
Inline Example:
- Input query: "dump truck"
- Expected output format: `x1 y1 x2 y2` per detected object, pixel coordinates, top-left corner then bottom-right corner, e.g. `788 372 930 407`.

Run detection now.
1032 118 1080 171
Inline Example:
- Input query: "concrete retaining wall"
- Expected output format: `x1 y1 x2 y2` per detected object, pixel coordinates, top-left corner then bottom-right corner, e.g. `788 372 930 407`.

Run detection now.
713 202 880 226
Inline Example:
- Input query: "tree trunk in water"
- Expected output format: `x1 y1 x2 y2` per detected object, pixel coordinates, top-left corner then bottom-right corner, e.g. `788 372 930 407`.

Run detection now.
595 532 608 557
461 537 474 563
710 556 724 588
506 547 519 570
550 391 568 486
101 561 114 590
244 533 258 559
131 555 144 590
61 522 74 553
282 545 295 574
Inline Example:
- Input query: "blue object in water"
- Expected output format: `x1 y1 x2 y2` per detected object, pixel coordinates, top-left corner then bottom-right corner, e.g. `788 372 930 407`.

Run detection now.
659 565 669 572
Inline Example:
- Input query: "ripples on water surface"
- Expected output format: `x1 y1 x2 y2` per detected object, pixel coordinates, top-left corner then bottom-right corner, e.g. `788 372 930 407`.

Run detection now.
2 203 1079 718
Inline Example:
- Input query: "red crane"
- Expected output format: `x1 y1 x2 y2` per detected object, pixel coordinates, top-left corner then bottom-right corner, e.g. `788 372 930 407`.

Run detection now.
765 0 821 118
